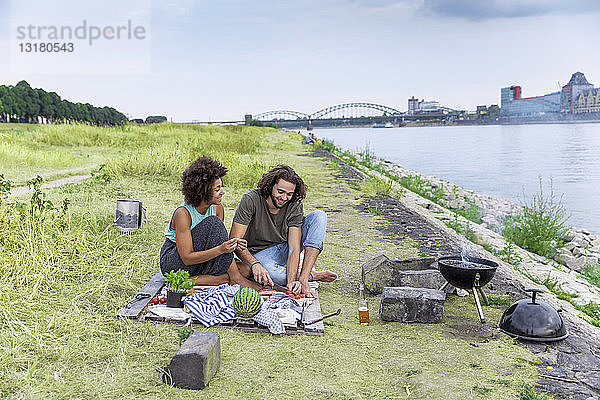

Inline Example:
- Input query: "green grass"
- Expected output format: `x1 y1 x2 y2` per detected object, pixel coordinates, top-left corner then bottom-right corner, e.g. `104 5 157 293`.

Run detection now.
0 123 545 399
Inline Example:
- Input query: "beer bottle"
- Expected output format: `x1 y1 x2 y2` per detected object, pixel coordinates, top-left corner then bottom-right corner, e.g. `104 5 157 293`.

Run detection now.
358 282 369 324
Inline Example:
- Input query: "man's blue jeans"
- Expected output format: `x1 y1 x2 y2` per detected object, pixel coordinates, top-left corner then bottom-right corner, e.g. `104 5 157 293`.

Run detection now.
253 210 326 285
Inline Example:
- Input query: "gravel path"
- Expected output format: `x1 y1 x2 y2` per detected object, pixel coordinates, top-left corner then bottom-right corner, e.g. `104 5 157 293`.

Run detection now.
9 174 92 197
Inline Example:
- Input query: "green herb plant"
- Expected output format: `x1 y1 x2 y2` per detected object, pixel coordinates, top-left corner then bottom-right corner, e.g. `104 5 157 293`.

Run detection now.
164 269 195 293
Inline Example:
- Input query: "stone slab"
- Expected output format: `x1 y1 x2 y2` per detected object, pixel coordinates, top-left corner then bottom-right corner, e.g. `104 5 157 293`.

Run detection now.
163 331 221 390
362 255 438 294
379 286 446 323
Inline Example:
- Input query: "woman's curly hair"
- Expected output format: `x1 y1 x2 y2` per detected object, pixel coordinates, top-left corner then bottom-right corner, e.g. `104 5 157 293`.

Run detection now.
257 165 306 203
181 156 227 207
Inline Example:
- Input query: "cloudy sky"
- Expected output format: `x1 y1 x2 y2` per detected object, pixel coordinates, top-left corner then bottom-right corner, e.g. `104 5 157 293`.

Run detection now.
0 0 599 121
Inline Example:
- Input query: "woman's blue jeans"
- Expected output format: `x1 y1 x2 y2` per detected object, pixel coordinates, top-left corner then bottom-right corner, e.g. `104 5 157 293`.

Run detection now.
253 210 326 285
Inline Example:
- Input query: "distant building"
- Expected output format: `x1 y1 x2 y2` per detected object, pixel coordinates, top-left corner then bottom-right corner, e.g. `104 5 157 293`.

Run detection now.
500 72 598 117
408 96 419 115
407 97 446 114
562 72 599 114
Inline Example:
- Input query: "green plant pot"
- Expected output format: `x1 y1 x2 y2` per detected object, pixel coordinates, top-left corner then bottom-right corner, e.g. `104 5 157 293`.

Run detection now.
166 290 186 308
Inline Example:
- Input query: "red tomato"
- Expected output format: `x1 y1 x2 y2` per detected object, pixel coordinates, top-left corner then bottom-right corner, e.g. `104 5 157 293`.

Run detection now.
159 297 167 304
152 297 160 304
148 302 153 307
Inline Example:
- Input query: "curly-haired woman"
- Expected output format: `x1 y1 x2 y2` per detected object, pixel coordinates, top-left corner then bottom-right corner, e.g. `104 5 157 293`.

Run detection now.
160 156 259 289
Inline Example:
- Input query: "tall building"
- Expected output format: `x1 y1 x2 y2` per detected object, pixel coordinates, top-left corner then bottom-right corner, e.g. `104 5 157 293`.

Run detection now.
562 72 599 114
500 72 598 117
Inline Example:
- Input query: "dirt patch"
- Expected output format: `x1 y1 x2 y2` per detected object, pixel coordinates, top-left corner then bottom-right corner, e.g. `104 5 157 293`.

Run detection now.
444 314 500 342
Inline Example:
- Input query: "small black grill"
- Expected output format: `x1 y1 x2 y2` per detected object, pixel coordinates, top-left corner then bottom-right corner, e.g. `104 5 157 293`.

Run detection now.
438 254 498 323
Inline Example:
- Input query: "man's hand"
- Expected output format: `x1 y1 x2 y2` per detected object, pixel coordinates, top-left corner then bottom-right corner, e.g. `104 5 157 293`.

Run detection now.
300 280 316 298
252 263 273 286
287 280 302 295
219 238 239 254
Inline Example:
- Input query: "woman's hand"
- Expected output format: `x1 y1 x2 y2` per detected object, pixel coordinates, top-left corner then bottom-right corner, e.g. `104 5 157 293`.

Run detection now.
235 238 247 252
219 238 239 254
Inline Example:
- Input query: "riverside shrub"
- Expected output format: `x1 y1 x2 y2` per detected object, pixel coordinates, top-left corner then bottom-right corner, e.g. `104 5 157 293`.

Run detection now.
503 179 568 258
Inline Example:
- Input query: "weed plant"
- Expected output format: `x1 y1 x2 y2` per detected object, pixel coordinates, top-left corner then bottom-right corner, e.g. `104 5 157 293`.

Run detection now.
503 178 569 258
582 263 600 288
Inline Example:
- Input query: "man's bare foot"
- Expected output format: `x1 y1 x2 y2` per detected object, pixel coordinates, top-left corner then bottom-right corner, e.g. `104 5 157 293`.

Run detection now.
312 270 337 282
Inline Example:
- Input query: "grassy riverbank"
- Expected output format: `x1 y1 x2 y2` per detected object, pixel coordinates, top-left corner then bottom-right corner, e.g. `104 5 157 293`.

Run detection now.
1 123 544 399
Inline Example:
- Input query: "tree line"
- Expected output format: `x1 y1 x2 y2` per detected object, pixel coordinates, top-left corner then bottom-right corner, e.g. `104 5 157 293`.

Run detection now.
0 80 127 125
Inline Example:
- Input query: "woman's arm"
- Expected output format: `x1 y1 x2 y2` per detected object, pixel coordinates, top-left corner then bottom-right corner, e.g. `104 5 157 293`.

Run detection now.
216 203 225 222
174 208 237 266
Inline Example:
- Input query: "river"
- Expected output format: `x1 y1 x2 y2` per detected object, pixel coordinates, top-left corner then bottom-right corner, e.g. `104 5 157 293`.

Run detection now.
315 123 600 235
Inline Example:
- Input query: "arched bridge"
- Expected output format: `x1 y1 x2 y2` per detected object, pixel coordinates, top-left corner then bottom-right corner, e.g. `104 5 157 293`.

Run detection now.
254 102 402 121
253 110 310 120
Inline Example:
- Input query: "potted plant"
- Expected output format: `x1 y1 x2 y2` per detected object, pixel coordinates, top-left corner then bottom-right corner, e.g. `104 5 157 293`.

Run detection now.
163 269 195 308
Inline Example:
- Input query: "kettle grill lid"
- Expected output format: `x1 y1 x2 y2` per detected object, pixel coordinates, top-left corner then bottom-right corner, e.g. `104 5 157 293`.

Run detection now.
498 289 568 342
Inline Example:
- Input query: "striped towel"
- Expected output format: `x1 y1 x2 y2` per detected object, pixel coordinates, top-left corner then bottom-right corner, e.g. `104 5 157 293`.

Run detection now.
183 284 240 327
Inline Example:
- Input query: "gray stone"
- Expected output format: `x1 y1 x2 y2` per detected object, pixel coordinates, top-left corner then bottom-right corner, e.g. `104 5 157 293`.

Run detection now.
573 246 584 257
555 253 577 267
556 351 600 372
564 242 577 251
576 371 600 390
591 238 600 247
163 331 221 390
554 336 591 354
362 255 437 294
379 286 446 323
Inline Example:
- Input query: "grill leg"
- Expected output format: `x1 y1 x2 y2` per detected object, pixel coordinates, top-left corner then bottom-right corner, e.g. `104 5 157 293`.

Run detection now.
439 281 450 291
477 287 490 306
472 287 486 324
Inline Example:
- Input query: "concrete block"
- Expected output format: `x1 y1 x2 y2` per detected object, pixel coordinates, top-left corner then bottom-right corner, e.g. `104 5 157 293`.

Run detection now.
362 255 438 294
379 286 446 323
163 331 221 390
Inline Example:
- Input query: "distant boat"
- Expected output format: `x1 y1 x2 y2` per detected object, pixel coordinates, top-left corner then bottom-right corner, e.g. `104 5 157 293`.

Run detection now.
372 122 394 128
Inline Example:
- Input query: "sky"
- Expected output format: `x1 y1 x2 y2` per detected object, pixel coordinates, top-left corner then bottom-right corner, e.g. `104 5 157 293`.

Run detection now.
1 0 599 121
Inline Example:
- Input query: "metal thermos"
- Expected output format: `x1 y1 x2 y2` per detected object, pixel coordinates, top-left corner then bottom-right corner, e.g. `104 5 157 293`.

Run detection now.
115 200 147 234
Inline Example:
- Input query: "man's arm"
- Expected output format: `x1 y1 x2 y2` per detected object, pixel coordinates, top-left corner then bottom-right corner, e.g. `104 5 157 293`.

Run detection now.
286 226 302 294
230 222 273 286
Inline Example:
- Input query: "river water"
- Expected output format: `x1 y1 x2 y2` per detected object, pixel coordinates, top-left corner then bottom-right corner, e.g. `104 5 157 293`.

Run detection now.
315 123 600 235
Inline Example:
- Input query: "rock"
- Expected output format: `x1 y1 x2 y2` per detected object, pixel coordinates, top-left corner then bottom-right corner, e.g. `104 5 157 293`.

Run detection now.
565 242 577 251
581 228 591 235
556 352 600 372
570 256 588 273
447 199 459 209
556 253 587 272
591 238 600 247
576 371 600 391
555 253 577 267
394 270 446 290
379 286 446 323
573 247 584 257
163 331 221 390
572 236 585 247
362 255 437 294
